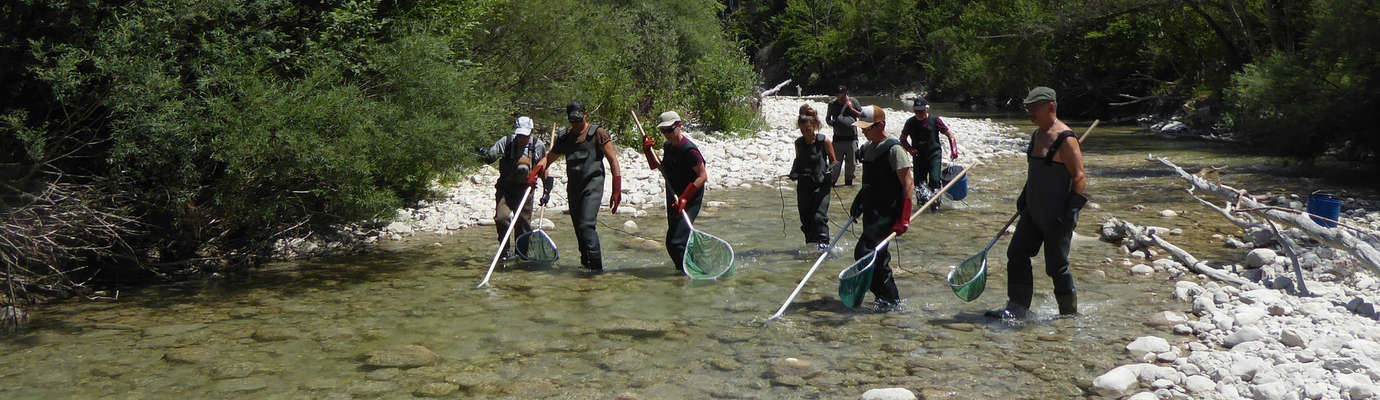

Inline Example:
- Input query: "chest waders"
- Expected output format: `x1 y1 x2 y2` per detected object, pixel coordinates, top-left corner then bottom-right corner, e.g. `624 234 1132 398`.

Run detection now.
792 134 833 244
910 116 944 190
495 136 538 254
1004 130 1079 315
557 125 606 270
661 138 704 270
853 139 903 303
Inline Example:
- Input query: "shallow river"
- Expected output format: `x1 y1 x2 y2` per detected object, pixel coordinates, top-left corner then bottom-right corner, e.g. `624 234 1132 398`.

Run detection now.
2 105 1372 399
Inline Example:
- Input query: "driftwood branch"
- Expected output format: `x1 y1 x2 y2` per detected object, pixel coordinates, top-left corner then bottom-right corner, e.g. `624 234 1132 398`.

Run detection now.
1149 155 1380 275
1104 217 1249 286
761 79 793 97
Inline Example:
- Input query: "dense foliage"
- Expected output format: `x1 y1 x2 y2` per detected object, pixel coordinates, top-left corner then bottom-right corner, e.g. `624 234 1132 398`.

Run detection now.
724 0 1378 163
0 0 757 304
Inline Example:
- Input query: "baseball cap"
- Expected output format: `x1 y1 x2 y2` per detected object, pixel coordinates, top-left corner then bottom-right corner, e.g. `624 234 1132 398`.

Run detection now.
852 105 885 129
1023 87 1057 105
513 116 533 136
657 111 682 128
912 98 930 111
566 102 585 123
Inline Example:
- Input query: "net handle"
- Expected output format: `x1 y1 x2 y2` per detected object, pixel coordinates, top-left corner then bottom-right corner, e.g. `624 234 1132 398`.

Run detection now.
536 123 558 226
478 186 534 288
768 216 858 320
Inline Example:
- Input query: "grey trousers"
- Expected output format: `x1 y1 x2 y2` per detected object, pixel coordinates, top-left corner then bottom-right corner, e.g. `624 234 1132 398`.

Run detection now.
831 136 858 185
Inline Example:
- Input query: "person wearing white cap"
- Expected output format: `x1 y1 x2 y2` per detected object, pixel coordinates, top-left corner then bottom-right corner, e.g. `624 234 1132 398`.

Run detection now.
477 116 550 259
640 111 708 271
846 105 914 312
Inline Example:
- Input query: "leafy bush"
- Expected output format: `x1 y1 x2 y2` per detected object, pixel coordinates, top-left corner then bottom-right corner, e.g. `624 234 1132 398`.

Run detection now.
688 49 761 133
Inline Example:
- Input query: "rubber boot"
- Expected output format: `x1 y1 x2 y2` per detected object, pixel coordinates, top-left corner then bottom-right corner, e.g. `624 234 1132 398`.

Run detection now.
1056 293 1078 316
986 285 1033 320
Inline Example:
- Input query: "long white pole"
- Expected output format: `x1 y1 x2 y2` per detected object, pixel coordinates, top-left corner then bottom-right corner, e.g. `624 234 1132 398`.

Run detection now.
768 216 857 320
477 186 534 288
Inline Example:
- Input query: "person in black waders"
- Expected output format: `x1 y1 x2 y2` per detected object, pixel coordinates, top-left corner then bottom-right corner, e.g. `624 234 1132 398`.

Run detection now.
986 87 1089 319
640 111 708 271
528 102 623 272
847 105 914 312
790 105 838 250
899 98 959 208
826 86 863 186
478 116 553 260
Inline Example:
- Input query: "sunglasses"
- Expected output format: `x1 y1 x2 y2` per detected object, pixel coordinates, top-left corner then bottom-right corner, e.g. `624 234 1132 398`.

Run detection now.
659 123 679 134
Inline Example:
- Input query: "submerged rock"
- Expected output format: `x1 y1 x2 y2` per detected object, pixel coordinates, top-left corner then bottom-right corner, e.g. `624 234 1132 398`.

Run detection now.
859 387 916 400
365 345 438 368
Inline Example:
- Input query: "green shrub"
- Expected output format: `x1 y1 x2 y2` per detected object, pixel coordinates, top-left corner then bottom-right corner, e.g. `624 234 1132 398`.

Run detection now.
688 49 761 133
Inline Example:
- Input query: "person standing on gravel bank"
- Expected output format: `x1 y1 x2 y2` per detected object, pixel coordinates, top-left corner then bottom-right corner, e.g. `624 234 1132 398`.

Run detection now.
478 116 551 259
986 87 1088 319
899 98 958 207
641 111 708 271
826 86 863 186
529 102 623 272
790 105 838 250
847 105 914 311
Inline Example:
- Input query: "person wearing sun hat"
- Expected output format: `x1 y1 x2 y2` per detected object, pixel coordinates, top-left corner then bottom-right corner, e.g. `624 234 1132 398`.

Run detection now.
528 102 623 272
477 116 550 259
641 111 709 271
846 105 914 312
986 86 1088 319
899 97 959 207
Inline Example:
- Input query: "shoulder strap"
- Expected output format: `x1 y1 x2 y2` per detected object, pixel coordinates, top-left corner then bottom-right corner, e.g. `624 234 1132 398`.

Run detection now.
1044 130 1077 164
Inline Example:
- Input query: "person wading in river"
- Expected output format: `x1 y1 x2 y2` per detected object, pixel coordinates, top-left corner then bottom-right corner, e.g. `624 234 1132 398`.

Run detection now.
826 86 864 186
479 116 552 259
529 102 622 272
899 97 959 208
641 111 708 271
790 105 838 250
848 105 914 311
986 87 1088 319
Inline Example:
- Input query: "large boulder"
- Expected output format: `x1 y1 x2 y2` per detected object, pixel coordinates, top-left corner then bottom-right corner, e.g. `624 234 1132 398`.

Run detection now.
1126 336 1171 357
1245 248 1276 268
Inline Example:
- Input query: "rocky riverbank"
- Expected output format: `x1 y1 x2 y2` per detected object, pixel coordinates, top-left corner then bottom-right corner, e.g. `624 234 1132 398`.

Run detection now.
273 96 1025 258
1092 194 1380 399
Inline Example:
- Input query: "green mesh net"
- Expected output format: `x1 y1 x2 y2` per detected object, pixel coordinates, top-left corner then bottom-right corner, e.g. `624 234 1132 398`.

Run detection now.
515 230 558 264
837 253 876 309
947 250 988 302
682 228 735 280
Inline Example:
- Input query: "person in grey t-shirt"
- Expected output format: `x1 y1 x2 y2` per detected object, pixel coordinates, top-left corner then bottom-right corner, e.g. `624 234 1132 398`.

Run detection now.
826 86 863 186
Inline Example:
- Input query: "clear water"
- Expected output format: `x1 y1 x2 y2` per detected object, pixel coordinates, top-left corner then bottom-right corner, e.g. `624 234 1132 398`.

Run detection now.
2 107 1374 399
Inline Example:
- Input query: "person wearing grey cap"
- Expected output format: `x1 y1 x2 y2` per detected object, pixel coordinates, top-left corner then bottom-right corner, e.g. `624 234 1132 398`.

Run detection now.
899 97 959 207
641 111 708 271
477 116 551 259
528 102 623 272
986 86 1088 319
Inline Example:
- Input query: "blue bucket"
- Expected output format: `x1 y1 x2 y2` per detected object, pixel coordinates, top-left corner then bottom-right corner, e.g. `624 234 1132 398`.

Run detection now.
942 166 968 201
1306 192 1341 228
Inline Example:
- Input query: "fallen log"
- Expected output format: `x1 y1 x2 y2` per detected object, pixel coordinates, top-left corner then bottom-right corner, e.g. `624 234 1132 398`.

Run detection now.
761 79 793 97
1149 155 1380 275
1103 217 1249 286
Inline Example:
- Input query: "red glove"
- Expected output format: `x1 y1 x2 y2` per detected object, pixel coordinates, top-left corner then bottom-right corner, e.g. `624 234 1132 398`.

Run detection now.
891 198 913 235
609 175 622 215
526 164 546 187
905 147 918 156
642 136 655 152
675 182 701 212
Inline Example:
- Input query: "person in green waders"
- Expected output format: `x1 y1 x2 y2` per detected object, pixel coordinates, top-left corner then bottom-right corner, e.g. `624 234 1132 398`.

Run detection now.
847 105 914 311
478 116 553 259
899 98 959 207
528 102 623 272
640 111 708 271
986 87 1088 319
790 105 838 250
